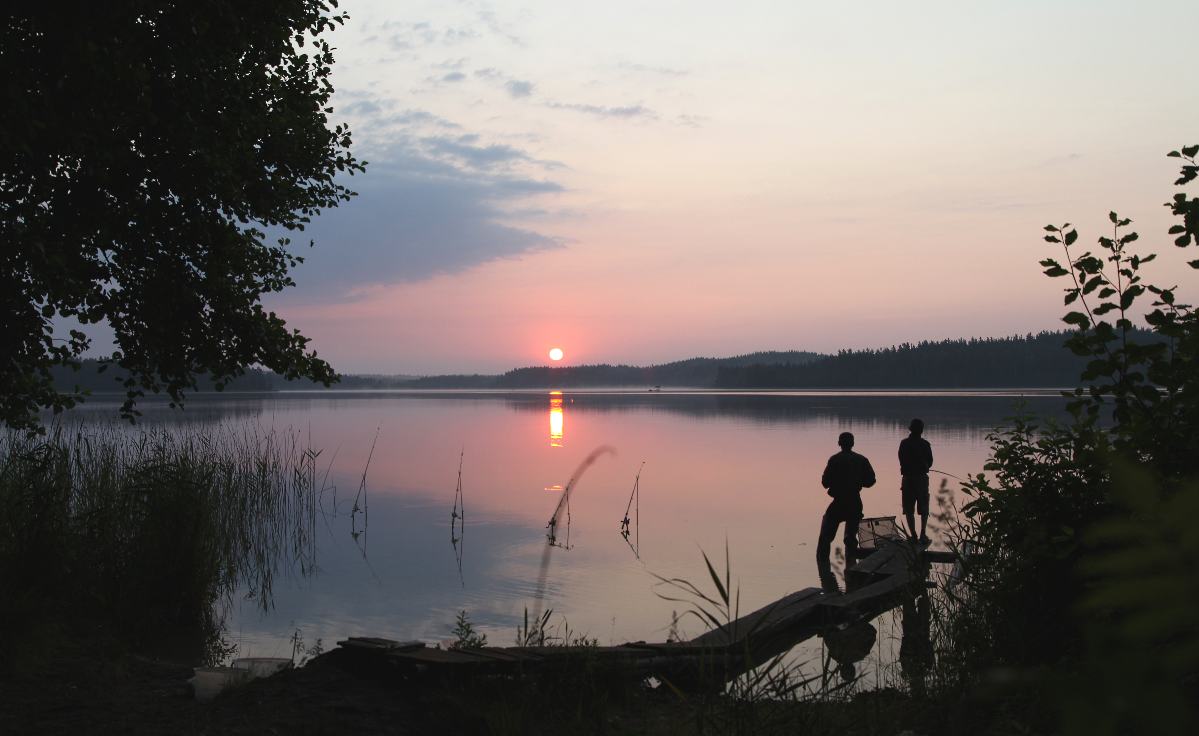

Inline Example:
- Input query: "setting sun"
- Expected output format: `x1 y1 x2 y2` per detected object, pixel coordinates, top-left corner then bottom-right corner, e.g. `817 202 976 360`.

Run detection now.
548 347 564 362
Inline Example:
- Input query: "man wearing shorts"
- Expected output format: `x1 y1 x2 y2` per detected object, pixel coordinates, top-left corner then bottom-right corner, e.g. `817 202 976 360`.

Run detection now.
898 418 933 543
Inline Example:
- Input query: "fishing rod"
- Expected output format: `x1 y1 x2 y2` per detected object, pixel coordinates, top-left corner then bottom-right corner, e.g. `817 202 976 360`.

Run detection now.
451 448 465 532
451 448 465 586
930 468 966 482
620 461 645 559
620 461 645 536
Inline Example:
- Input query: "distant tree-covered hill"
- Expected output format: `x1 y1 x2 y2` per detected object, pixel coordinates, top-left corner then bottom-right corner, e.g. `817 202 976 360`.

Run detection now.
485 351 823 389
713 331 1155 389
54 333 1134 395
394 352 821 388
50 361 422 394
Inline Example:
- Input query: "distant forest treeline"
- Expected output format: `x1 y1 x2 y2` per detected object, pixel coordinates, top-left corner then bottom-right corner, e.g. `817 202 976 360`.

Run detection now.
403 351 823 389
48 363 420 394
52 332 1146 394
714 331 1151 388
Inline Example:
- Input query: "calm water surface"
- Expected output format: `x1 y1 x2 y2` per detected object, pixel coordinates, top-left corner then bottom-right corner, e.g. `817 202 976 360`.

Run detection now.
69 389 1067 670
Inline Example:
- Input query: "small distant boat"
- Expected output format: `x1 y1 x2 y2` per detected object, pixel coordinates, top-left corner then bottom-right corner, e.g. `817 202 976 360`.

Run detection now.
648 385 661 392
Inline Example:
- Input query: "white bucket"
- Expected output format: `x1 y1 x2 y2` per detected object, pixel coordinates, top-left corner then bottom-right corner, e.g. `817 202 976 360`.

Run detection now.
190 666 251 703
231 657 292 678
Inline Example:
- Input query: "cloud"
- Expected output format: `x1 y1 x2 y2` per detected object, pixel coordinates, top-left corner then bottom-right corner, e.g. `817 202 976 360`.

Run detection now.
379 20 479 50
278 145 564 300
382 109 460 129
340 99 386 116
443 27 480 44
332 93 461 133
618 61 689 76
422 136 535 169
441 71 467 83
505 79 534 98
674 113 707 128
471 68 534 99
547 101 655 119
475 7 523 46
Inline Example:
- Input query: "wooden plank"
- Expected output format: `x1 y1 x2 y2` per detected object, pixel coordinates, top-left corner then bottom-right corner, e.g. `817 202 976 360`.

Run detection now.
390 648 497 666
689 588 825 648
338 637 425 652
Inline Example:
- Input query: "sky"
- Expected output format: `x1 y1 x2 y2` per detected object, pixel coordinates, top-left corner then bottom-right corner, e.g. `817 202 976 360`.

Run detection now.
264 0 1199 374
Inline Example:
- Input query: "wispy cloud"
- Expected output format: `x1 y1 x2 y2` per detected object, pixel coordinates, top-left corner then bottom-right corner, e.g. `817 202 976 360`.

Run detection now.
475 6 524 46
340 99 386 117
618 61 689 76
422 135 545 170
276 93 566 300
333 91 461 133
546 101 655 119
284 147 564 300
505 79 535 98
378 20 479 50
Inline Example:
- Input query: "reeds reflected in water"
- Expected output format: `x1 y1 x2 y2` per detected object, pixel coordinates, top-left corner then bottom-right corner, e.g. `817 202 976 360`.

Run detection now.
0 423 339 664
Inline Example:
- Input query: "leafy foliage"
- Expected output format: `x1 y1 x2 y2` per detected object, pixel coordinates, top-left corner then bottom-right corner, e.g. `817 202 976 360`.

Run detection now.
947 147 1199 731
1064 463 1199 736
0 2 365 432
952 413 1110 667
1041 208 1199 475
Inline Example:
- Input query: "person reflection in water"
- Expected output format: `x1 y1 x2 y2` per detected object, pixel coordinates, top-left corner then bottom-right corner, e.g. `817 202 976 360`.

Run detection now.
816 432 876 591
900 589 935 696
823 620 877 683
898 418 933 543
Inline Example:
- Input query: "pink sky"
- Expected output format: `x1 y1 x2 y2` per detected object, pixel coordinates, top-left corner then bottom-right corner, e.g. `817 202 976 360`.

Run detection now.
269 1 1199 374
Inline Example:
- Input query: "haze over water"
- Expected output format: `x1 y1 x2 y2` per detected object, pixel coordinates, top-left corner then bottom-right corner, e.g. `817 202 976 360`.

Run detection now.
68 389 1066 659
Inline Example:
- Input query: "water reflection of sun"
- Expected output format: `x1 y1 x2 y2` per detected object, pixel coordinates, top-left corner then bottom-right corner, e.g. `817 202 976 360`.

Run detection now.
549 391 564 447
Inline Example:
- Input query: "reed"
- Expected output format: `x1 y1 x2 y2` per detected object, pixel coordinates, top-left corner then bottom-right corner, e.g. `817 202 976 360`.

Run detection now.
0 423 330 666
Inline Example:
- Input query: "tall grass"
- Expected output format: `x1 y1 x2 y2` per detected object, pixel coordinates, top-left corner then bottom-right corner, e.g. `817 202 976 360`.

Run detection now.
0 424 330 665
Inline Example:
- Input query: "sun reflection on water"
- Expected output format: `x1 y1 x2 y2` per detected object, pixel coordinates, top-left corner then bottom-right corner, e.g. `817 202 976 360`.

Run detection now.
549 391 564 447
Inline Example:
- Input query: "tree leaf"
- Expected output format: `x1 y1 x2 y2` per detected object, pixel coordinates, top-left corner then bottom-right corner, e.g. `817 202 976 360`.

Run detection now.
1063 312 1090 328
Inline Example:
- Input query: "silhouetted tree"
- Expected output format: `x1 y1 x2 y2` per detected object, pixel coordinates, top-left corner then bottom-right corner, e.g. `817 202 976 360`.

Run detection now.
1 2 364 431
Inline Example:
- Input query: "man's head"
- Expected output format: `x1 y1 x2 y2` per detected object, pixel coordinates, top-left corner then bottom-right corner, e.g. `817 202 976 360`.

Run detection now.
838 431 855 450
909 418 925 436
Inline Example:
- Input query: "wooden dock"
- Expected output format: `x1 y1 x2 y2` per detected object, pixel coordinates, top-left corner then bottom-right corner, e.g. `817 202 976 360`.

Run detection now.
332 531 954 691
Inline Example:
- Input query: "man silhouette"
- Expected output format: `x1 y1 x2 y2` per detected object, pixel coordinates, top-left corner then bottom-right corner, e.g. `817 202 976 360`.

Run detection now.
898 418 933 543
817 432 876 575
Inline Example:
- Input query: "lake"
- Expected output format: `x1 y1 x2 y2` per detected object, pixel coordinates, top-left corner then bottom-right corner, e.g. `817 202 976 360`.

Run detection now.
65 389 1068 680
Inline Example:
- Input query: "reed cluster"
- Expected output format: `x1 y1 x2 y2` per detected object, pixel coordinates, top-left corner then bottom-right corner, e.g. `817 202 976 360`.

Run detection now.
0 424 327 665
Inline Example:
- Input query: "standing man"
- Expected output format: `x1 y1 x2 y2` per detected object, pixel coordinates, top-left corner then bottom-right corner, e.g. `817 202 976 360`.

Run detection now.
818 432 877 577
898 418 933 543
